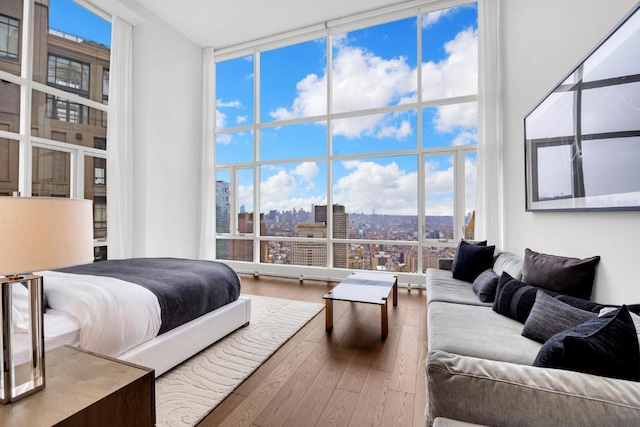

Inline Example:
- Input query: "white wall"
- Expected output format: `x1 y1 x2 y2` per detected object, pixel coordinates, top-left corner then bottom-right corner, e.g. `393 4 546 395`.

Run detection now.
501 0 640 304
130 7 203 258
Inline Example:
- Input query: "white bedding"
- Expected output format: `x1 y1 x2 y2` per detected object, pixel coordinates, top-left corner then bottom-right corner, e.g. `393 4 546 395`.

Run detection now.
13 308 80 364
37 270 162 357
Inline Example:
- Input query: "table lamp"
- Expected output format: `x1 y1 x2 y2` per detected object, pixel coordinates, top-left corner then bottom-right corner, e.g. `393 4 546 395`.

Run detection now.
0 197 93 403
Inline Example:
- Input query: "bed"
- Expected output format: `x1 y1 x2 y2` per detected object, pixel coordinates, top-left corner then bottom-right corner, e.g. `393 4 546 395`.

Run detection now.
15 258 251 377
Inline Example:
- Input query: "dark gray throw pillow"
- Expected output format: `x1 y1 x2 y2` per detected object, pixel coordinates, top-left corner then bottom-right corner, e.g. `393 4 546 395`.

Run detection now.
533 306 640 382
522 291 597 343
493 273 604 324
451 241 495 283
522 248 600 299
472 269 499 302
451 239 487 273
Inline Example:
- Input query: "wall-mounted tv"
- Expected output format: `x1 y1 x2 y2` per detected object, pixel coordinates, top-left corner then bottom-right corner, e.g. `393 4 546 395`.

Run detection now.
525 1 640 211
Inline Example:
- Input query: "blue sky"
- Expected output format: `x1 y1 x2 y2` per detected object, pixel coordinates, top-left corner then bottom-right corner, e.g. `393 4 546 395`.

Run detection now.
216 3 478 217
50 0 112 47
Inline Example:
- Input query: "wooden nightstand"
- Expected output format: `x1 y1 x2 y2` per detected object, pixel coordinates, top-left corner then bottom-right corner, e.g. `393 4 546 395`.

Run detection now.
0 345 155 426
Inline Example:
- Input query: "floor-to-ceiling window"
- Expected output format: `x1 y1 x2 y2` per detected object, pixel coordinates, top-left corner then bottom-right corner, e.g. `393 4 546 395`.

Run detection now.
0 0 111 261
214 0 478 280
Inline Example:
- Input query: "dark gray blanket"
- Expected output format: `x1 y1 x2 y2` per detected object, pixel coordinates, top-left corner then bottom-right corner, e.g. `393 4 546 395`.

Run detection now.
56 258 241 335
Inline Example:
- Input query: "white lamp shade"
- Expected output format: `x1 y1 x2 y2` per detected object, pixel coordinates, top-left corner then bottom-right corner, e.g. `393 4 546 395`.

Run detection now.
0 197 94 276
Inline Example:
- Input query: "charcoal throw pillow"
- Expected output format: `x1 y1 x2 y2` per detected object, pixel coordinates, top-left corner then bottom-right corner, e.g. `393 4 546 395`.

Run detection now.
533 306 640 381
472 269 500 302
451 239 487 274
451 241 495 283
523 291 598 343
522 248 600 299
493 273 555 323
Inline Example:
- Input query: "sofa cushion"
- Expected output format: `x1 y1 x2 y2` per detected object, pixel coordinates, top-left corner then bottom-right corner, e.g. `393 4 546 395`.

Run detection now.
472 269 499 303
428 301 542 365
522 248 600 299
534 306 640 381
522 291 597 343
426 268 492 307
492 251 523 280
493 273 550 323
451 241 496 283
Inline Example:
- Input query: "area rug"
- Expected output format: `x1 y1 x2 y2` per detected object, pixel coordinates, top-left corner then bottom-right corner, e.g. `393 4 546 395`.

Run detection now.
155 295 324 427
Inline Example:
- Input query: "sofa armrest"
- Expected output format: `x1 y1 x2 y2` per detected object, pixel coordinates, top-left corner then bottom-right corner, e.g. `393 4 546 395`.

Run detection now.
438 258 454 271
426 350 640 427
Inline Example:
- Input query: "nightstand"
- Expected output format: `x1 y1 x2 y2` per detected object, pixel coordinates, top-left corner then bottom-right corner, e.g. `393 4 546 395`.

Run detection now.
0 345 155 426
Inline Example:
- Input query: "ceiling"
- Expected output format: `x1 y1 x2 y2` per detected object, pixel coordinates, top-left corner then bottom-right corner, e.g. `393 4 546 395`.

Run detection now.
126 0 413 49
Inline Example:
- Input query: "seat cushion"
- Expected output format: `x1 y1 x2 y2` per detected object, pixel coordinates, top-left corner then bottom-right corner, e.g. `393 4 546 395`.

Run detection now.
427 301 542 365
426 268 492 307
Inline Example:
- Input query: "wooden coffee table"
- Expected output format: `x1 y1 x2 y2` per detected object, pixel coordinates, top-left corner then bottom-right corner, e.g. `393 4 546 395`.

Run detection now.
323 272 398 340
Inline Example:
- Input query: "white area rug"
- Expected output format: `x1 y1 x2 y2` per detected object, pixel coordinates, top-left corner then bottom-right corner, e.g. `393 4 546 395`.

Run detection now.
155 295 324 427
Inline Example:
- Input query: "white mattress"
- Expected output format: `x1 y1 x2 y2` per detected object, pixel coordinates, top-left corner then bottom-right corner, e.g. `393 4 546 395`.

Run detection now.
12 309 80 365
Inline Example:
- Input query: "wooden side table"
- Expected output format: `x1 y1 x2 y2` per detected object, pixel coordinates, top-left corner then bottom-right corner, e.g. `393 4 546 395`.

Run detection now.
0 345 155 426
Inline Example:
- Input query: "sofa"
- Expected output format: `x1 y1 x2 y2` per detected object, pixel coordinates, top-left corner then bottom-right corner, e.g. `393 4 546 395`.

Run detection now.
425 248 640 426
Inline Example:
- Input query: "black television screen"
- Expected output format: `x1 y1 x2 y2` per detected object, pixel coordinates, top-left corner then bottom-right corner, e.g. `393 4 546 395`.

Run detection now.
524 1 640 211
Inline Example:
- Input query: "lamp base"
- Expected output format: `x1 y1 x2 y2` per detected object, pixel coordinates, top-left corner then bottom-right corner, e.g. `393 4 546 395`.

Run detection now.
1 274 46 404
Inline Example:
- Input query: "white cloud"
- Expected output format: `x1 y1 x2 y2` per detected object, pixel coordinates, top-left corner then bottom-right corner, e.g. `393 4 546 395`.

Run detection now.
292 162 319 181
216 109 227 129
216 100 242 108
216 132 233 145
333 161 418 215
268 26 477 144
260 169 297 201
452 130 478 146
422 28 478 101
421 9 452 28
464 156 477 214
236 115 247 124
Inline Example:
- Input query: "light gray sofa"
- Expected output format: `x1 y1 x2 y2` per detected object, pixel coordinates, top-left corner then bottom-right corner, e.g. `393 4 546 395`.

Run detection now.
425 251 640 426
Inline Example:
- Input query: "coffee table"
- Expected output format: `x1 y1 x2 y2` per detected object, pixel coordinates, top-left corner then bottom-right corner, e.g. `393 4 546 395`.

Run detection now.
323 272 398 340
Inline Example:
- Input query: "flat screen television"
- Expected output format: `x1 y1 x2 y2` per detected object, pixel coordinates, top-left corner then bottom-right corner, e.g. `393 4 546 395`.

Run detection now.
524 1 640 211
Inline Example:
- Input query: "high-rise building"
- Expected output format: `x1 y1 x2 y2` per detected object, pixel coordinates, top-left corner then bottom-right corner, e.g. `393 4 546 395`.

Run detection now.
230 212 269 262
215 180 230 258
291 223 327 267
314 204 348 268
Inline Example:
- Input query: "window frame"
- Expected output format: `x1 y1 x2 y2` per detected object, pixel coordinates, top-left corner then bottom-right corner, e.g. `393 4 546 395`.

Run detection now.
213 0 479 280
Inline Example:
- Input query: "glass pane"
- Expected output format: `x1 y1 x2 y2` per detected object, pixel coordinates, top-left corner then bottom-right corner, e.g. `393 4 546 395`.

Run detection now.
0 4 23 75
332 17 417 114
425 154 454 240
33 0 111 85
343 243 419 273
216 55 254 128
263 240 292 265
421 3 478 101
237 168 254 233
423 102 477 148
94 246 107 262
84 156 107 239
31 90 108 146
464 152 477 240
582 82 640 135
423 246 456 271
333 156 418 240
216 130 253 164
261 38 326 122
216 170 231 236
0 80 21 134
291 233 327 267
31 147 70 197
261 161 327 237
0 135 19 196
261 122 326 161
217 239 254 262
332 111 417 155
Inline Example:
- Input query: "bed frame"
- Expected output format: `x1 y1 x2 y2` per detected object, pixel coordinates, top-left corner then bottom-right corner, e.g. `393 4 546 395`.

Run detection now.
118 295 251 377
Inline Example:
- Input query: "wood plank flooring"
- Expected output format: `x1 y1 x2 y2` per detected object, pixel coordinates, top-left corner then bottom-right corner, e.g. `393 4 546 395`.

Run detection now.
199 274 428 427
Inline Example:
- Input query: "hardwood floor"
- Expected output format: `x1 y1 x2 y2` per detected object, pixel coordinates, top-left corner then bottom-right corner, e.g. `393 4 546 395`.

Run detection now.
199 274 428 427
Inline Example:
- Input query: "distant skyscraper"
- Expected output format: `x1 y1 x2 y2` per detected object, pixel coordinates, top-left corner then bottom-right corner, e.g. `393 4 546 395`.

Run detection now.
291 223 327 267
230 212 269 262
216 180 230 258
315 204 348 268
